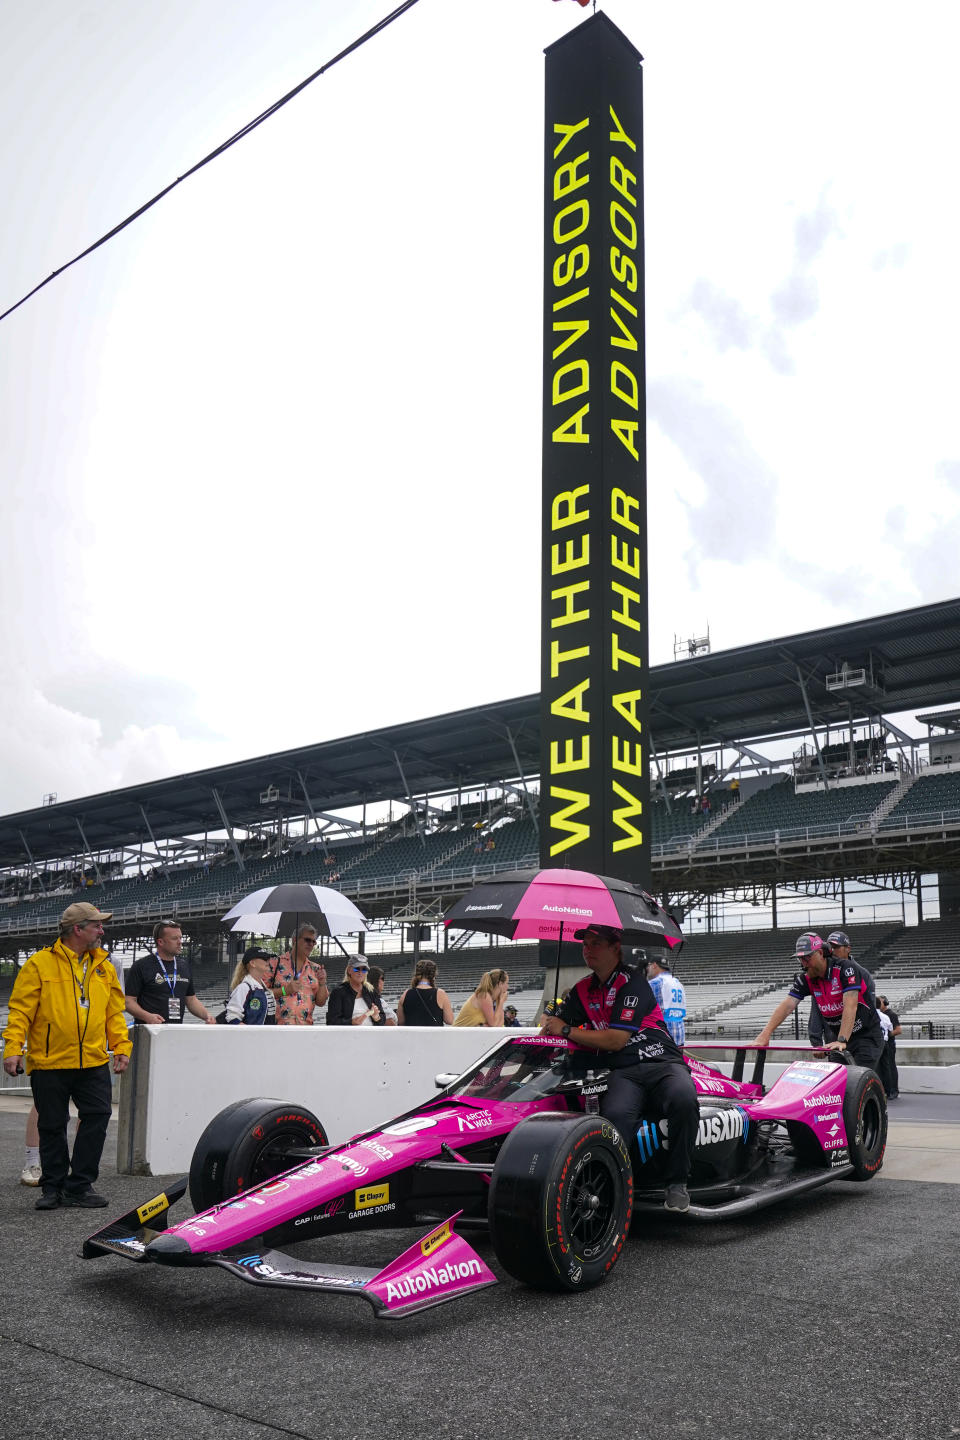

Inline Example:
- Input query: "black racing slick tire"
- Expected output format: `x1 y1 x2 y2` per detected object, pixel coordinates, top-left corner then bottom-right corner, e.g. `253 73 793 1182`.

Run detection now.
188 1098 328 1213
842 1067 887 1181
488 1113 633 1293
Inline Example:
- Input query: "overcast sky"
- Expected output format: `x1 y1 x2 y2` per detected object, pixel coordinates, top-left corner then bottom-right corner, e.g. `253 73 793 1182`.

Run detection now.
2 0 959 814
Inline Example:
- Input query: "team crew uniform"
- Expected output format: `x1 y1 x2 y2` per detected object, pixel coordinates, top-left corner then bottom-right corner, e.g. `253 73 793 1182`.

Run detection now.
787 957 883 1069
125 951 197 1023
558 965 699 1186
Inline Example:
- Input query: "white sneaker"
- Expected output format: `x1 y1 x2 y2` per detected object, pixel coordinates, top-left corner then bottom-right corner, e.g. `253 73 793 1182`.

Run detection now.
20 1163 42 1187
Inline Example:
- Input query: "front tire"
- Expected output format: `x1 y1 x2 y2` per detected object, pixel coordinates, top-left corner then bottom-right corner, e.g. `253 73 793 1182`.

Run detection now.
189 1098 328 1213
843 1067 887 1180
488 1113 632 1292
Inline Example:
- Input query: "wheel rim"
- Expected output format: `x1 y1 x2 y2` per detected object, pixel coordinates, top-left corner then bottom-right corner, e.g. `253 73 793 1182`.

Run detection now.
248 1127 313 1185
859 1094 883 1155
565 1151 621 1253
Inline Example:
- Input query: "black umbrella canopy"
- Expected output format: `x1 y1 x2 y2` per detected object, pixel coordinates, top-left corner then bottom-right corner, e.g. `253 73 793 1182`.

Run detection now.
443 867 683 950
221 883 368 938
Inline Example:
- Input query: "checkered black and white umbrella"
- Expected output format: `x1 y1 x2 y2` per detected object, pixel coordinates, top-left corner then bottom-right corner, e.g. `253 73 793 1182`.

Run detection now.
221 883 368 937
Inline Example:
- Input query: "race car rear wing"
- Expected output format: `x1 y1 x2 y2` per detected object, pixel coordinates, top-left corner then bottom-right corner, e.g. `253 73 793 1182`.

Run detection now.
685 1041 844 1090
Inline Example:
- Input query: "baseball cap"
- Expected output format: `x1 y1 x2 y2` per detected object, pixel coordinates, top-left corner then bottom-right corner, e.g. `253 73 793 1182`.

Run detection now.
504 1003 517 1014
794 932 824 957
242 946 274 963
573 924 623 943
60 901 112 927
827 930 851 948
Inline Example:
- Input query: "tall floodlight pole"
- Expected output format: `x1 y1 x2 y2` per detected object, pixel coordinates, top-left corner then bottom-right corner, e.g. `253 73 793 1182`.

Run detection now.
540 14 649 888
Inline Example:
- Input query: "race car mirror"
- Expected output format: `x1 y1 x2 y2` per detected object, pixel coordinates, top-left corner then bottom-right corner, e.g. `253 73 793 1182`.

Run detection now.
434 1073 460 1089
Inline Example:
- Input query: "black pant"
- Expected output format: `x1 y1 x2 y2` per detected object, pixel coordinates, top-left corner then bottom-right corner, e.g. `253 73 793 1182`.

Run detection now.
886 1041 900 1096
30 1064 112 1196
602 1060 700 1185
822 1023 884 1073
876 1043 896 1096
847 1029 884 1072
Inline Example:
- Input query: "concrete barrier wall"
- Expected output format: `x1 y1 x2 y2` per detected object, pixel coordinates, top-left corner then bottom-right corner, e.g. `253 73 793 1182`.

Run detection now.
117 1025 530 1175
117 1029 960 1176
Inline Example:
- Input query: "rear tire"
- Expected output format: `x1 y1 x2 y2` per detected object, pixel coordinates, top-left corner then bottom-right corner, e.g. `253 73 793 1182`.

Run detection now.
488 1113 632 1292
189 1098 328 1213
843 1067 887 1180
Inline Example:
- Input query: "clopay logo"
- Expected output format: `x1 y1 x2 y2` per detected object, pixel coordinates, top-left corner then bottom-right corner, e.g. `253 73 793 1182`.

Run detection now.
354 1184 389 1211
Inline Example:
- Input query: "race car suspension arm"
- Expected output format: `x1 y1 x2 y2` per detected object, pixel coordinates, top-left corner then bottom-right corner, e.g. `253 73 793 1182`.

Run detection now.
416 1146 494 1182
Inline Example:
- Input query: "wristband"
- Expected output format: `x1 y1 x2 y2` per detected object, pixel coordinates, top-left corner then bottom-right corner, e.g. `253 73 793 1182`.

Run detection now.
838 1037 849 1046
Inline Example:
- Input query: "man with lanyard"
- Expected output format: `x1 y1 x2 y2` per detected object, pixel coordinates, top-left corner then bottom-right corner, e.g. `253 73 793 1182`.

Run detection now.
125 921 215 1026
1 903 131 1210
753 932 884 1070
541 924 699 1213
643 949 688 1046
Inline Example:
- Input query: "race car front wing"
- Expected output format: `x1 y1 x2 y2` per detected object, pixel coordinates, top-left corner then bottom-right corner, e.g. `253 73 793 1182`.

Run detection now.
82 1191 497 1319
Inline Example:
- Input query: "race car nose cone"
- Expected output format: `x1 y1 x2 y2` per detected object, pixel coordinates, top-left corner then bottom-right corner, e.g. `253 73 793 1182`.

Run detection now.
146 1234 201 1265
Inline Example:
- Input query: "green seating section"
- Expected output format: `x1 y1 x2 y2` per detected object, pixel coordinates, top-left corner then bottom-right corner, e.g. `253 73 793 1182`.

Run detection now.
708 778 895 843
881 769 960 827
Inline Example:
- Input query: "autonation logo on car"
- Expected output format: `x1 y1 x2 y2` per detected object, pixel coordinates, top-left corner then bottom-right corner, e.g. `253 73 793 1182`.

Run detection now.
803 1093 842 1109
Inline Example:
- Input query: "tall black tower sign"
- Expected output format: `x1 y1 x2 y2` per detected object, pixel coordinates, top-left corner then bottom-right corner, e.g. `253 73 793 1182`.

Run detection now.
540 15 649 886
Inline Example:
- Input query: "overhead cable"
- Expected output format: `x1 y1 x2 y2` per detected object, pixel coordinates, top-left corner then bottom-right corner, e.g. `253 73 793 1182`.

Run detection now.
0 0 421 325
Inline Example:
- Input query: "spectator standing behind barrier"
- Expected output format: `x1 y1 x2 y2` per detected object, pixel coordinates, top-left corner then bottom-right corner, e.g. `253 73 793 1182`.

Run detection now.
453 969 509 1027
753 932 884 1070
1 902 131 1211
225 948 274 1025
327 957 385 1026
268 925 329 1026
20 1105 41 1187
125 921 215 1026
397 959 454 1027
503 1004 521 1028
644 952 687 1046
367 966 397 1026
877 995 901 1099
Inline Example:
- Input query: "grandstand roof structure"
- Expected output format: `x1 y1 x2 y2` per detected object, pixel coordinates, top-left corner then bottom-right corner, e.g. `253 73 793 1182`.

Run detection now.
2 597 960 871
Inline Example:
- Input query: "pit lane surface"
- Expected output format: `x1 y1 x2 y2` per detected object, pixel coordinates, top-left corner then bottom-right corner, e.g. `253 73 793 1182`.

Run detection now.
1 1102 957 1440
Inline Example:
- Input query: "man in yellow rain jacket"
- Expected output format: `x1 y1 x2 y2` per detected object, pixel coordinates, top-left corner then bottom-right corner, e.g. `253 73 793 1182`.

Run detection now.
2 902 132 1210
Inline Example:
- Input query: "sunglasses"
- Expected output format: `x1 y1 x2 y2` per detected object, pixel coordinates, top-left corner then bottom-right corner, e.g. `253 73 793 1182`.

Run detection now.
351 965 369 973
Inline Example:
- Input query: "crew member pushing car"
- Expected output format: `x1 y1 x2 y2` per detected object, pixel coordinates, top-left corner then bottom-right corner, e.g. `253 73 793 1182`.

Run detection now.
540 924 699 1213
752 932 884 1070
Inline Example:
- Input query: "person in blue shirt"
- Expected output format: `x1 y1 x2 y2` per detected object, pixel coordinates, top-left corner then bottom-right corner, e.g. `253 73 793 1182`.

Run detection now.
643 951 687 1047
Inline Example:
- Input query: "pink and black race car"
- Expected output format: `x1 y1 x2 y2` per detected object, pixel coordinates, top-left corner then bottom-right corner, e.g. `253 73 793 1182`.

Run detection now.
83 1035 886 1317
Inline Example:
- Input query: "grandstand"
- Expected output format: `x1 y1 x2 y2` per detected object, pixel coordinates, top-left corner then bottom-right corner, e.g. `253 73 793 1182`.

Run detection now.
3 599 960 1038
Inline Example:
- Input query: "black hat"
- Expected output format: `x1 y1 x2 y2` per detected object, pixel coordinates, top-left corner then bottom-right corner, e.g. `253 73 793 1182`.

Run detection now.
827 930 851 948
242 945 274 963
573 924 623 943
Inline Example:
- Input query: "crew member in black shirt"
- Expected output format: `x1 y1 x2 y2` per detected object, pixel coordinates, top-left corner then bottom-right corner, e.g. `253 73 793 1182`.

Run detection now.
125 921 215 1026
541 924 699 1213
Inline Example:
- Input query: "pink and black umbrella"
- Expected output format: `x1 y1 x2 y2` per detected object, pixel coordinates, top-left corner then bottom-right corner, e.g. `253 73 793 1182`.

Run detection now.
443 867 683 949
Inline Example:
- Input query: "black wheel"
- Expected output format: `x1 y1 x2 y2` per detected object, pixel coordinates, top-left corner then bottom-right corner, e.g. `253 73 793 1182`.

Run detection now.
488 1113 632 1292
842 1067 887 1181
189 1098 328 1213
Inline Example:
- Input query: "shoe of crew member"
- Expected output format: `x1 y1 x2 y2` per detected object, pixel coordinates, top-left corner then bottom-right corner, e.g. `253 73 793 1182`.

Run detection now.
35 1191 62 1210
664 1183 690 1213
60 1189 109 1208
